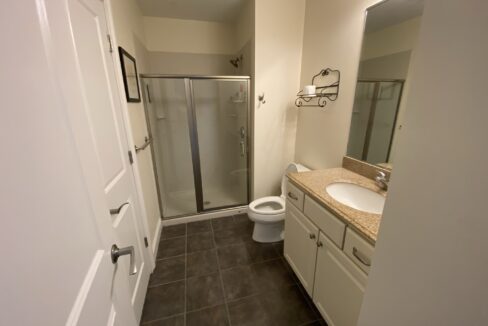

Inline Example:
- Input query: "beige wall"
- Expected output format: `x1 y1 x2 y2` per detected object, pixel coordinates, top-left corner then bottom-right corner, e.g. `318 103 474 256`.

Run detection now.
295 0 379 170
253 0 305 198
109 0 161 247
361 17 422 61
143 17 236 54
359 0 488 324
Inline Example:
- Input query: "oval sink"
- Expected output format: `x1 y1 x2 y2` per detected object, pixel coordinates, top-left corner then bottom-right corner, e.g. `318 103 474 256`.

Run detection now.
325 182 385 214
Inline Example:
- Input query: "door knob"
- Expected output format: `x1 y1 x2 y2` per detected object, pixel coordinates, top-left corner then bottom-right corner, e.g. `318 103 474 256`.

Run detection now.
111 244 137 275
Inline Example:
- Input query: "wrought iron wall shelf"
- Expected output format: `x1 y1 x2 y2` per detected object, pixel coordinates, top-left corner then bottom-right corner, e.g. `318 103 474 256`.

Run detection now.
296 68 340 108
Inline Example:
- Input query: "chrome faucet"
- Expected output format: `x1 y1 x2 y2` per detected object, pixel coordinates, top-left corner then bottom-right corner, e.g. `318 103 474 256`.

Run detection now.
375 171 389 191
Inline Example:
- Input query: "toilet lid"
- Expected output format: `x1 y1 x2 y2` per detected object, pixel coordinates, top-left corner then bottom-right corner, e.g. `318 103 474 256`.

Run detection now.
248 196 285 215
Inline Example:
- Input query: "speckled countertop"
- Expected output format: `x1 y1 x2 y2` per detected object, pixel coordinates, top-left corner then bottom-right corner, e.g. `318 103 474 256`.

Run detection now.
287 168 386 244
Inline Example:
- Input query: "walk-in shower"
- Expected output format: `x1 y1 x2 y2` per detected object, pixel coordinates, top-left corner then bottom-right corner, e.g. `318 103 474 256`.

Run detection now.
141 75 250 219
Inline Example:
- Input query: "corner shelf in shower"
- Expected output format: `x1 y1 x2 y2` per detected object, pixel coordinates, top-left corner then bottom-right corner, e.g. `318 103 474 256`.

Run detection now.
295 68 340 108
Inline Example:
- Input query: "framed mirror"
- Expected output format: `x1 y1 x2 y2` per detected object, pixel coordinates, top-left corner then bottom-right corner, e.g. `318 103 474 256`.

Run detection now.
346 0 425 170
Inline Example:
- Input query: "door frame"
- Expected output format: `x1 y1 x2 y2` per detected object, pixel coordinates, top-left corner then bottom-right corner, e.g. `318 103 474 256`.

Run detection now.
103 0 157 270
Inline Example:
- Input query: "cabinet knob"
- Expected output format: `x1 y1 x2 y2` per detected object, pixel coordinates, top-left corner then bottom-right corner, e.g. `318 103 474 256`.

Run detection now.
287 192 298 200
309 233 316 240
317 241 323 247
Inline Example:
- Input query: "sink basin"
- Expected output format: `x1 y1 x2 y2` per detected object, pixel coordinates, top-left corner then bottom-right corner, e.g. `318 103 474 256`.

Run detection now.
325 182 385 214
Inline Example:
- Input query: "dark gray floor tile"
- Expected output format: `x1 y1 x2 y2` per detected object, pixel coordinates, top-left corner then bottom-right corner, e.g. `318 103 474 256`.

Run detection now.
187 220 211 234
272 241 284 257
213 227 246 247
211 216 235 231
141 281 185 323
251 259 295 291
186 304 229 326
161 224 186 239
186 273 224 311
233 213 253 227
217 243 250 269
260 285 319 326
228 295 269 326
187 249 219 278
142 314 185 326
149 256 185 287
217 242 278 270
187 231 214 253
221 265 258 301
157 237 186 259
246 241 279 263
302 319 328 326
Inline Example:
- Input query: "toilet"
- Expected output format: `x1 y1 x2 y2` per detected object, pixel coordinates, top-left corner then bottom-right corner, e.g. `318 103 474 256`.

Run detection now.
248 163 310 242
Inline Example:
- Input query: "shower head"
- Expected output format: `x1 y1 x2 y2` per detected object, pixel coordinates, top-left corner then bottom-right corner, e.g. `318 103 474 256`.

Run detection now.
230 56 242 68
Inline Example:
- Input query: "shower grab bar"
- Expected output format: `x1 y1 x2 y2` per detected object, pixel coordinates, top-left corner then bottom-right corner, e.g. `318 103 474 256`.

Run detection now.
135 136 152 153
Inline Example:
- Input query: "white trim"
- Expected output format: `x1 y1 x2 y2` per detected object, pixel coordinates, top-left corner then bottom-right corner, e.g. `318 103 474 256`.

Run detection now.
103 0 155 271
66 250 104 326
162 207 248 226
106 306 116 326
151 218 163 260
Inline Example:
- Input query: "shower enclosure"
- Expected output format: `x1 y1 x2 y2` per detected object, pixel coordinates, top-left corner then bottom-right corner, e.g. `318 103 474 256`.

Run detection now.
141 75 250 219
347 79 404 164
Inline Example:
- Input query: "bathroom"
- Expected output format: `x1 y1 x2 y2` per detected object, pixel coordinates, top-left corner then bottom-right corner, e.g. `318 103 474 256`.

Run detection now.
2 0 487 326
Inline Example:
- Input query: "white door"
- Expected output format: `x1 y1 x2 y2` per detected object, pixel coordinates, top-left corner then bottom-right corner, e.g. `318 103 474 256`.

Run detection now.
284 201 319 296
1 1 147 325
64 0 152 319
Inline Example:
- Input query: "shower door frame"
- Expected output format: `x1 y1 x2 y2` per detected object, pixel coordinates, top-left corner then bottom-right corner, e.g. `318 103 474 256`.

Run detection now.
355 79 405 162
141 75 252 219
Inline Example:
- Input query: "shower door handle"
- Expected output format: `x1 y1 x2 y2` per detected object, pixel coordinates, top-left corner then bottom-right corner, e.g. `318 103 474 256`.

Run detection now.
240 140 246 157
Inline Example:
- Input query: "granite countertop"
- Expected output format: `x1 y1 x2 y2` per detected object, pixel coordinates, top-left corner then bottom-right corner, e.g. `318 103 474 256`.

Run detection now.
287 168 386 244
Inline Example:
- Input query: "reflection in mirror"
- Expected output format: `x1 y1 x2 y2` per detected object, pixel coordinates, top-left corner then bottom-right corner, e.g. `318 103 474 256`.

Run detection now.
346 0 424 169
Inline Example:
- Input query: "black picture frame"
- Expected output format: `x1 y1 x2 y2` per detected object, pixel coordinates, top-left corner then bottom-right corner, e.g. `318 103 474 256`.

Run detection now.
118 47 141 103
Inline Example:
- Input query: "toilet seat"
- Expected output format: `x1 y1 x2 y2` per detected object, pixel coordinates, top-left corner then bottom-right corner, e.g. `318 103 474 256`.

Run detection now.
247 163 310 242
248 196 285 215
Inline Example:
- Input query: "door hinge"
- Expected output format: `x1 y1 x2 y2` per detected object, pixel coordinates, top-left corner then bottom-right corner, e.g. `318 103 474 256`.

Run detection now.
107 34 113 53
128 150 134 164
144 237 149 248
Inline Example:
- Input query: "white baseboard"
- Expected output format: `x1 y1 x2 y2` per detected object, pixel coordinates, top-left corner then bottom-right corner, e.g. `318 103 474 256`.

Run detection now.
161 207 248 226
151 218 163 260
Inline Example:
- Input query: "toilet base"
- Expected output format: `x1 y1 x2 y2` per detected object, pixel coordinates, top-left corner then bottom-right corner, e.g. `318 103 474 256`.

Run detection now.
252 221 284 243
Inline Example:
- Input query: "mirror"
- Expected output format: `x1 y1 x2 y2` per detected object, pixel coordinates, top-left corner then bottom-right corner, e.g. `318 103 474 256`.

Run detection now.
346 0 425 170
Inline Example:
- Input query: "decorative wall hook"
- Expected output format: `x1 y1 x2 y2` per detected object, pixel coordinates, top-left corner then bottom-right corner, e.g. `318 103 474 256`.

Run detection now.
258 93 266 104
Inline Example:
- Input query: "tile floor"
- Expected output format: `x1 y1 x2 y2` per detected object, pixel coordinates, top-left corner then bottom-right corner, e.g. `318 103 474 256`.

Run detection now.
141 214 327 326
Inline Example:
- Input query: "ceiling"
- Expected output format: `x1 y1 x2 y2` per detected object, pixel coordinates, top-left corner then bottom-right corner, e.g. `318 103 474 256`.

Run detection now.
366 0 425 33
136 0 246 23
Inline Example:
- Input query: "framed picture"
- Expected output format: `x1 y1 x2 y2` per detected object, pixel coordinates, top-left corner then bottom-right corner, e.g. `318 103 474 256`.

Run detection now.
118 47 141 102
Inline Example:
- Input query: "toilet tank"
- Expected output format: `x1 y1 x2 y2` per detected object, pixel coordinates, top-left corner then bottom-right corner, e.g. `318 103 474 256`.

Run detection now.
281 163 310 197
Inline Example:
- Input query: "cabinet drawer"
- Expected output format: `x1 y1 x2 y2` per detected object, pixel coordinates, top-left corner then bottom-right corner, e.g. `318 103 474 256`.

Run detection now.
343 228 375 274
286 180 305 211
304 196 345 248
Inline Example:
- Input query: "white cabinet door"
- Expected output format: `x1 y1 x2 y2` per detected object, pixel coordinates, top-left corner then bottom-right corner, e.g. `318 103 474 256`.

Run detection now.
313 232 368 326
284 201 319 296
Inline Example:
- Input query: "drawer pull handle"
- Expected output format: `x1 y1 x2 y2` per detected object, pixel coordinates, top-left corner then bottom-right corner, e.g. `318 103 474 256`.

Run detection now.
288 192 298 200
309 233 316 240
353 247 371 267
317 241 323 247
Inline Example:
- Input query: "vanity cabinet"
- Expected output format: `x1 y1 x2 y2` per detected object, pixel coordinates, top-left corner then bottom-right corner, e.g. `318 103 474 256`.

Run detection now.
313 232 367 326
284 181 374 326
283 202 319 296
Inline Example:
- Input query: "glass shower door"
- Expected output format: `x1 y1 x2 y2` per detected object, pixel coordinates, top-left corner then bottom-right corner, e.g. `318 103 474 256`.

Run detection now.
143 78 197 217
191 79 249 210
